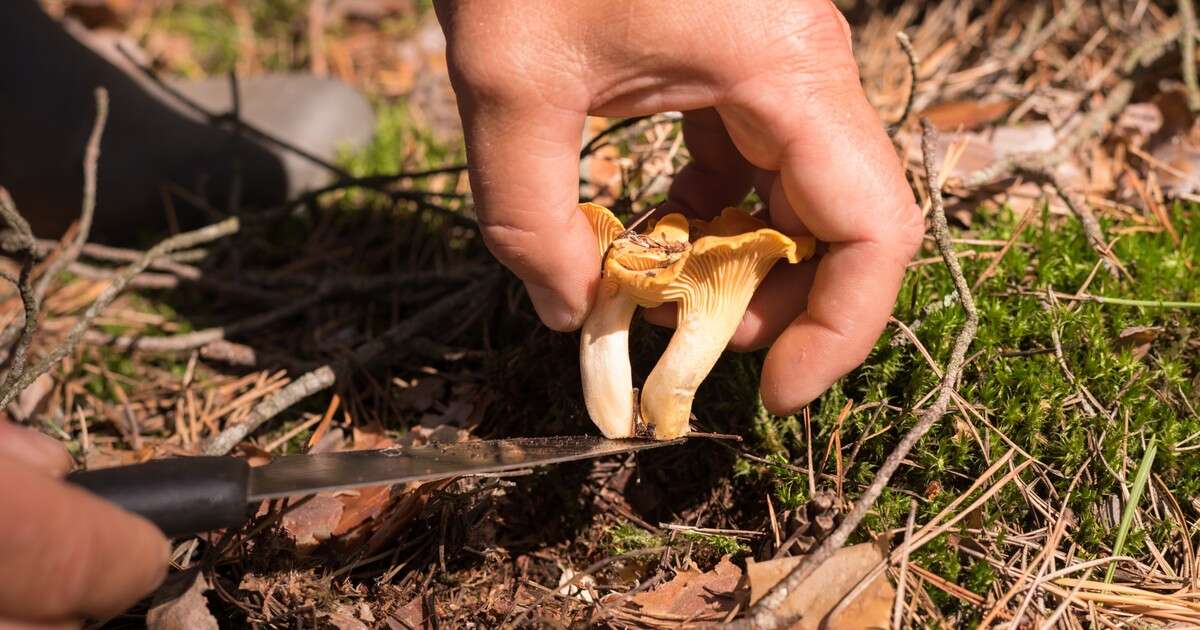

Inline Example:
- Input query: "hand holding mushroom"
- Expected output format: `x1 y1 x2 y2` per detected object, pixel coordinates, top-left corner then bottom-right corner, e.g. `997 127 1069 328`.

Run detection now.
579 204 816 440
435 0 924 420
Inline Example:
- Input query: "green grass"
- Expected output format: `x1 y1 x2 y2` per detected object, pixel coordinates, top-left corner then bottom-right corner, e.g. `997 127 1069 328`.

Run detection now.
718 201 1200 613
606 523 749 559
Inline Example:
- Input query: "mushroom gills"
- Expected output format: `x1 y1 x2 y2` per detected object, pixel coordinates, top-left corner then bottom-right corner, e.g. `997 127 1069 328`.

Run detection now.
639 208 815 440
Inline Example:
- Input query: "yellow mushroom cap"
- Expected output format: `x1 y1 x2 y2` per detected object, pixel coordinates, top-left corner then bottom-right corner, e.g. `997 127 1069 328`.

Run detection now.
579 202 626 255
604 212 692 307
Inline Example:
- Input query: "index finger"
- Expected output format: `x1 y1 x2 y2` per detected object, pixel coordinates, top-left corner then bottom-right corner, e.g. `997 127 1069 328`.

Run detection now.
716 6 922 413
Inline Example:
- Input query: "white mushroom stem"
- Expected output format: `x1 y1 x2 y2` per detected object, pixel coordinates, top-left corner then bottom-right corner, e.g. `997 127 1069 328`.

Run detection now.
579 281 638 438
641 257 774 440
638 289 748 436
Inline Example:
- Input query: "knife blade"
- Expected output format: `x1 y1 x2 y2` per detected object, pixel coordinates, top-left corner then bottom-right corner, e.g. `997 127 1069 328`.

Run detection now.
66 436 680 537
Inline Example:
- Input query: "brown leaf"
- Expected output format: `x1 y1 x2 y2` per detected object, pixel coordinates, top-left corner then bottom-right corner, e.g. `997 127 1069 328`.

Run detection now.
746 541 894 630
334 484 395 536
326 606 370 630
921 99 1015 131
389 597 428 629
1117 325 1162 361
11 373 53 421
628 557 742 619
146 570 218 630
282 494 345 548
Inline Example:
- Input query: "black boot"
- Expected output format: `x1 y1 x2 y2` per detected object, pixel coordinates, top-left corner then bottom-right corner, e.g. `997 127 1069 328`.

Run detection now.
0 0 375 242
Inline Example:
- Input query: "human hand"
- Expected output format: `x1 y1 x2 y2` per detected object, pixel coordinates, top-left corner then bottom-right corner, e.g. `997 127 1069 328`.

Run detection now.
0 421 169 628
434 0 923 414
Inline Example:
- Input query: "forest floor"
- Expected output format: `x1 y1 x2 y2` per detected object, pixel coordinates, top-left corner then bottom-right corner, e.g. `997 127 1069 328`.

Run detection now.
8 1 1200 628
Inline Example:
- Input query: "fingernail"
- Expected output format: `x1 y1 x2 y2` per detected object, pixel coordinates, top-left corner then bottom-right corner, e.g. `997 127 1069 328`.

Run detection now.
527 283 584 332
0 422 74 475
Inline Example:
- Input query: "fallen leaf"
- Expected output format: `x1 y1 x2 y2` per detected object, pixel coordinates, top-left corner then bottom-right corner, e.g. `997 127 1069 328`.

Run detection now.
628 557 742 619
146 570 218 630
389 597 427 629
334 484 395 536
282 494 345 547
1117 325 1162 360
745 541 894 630
326 606 369 630
921 99 1015 131
11 372 53 421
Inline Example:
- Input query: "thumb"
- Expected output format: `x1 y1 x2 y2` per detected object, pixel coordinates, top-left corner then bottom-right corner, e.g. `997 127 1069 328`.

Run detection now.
0 421 74 476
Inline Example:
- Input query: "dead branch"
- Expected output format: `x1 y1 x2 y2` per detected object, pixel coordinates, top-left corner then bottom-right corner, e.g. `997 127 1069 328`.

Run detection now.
888 32 919 138
0 88 109 351
203 273 496 455
0 189 39 394
0 218 240 408
727 119 979 629
82 289 324 352
1182 0 1200 111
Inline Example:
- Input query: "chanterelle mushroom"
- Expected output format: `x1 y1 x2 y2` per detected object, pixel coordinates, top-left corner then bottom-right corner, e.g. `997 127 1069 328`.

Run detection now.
639 208 817 440
578 204 690 438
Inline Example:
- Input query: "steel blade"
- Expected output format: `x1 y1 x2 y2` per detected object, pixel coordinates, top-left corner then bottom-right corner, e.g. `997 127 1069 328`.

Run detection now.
247 436 680 500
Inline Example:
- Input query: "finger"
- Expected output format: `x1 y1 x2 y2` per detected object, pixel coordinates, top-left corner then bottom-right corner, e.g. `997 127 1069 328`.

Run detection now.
715 3 922 413
663 109 756 219
728 260 819 351
443 45 592 331
0 458 168 623
0 422 73 475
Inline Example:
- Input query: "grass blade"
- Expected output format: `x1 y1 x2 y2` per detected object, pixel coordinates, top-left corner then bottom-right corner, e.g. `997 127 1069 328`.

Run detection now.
1105 436 1158 584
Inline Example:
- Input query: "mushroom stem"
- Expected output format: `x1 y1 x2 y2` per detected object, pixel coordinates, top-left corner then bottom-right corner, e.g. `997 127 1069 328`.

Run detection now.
579 281 638 438
640 276 760 440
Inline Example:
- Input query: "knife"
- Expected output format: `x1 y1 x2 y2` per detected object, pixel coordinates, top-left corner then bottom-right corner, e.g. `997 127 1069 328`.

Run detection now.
66 436 680 538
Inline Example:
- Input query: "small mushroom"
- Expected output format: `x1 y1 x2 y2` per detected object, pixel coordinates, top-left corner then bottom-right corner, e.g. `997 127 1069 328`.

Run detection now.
578 204 690 437
639 208 817 439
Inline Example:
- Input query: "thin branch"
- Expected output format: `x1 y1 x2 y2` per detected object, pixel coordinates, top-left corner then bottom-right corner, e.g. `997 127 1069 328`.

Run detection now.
0 218 240 408
203 273 496 455
1182 0 1200 111
891 500 918 629
0 88 110 351
727 119 979 629
0 188 38 395
889 32 919 138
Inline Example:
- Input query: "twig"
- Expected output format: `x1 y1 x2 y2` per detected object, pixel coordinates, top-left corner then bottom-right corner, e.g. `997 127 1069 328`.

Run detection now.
889 32 919 138
82 289 324 352
0 88 109 350
726 119 978 629
892 500 918 629
580 116 653 158
1182 0 1200 111
1016 164 1126 278
0 218 240 408
0 189 38 394
203 273 495 455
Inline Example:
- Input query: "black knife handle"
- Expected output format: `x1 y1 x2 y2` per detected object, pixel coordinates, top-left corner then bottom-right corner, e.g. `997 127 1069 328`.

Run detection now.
66 456 252 538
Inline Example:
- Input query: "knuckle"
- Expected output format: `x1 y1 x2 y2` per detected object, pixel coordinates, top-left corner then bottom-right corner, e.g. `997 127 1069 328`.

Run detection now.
478 221 541 270
894 203 927 257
